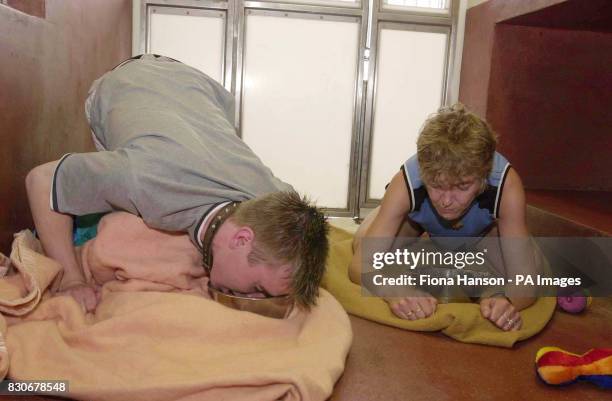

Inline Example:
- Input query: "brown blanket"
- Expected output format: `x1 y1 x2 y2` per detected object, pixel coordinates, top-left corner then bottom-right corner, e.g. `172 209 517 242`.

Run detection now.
0 213 352 401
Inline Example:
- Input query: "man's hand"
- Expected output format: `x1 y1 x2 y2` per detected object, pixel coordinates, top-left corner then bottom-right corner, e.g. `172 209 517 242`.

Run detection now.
385 289 438 320
57 283 98 313
480 296 522 331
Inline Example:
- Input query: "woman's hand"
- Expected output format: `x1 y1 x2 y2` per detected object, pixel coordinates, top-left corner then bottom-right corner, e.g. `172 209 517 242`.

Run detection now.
385 289 438 320
480 296 522 331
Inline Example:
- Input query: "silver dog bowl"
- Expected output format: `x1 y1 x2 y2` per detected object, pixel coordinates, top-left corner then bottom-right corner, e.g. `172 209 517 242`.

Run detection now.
208 286 295 319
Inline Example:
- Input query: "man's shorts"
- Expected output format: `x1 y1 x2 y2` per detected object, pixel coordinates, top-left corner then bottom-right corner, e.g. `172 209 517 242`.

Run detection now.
84 54 180 151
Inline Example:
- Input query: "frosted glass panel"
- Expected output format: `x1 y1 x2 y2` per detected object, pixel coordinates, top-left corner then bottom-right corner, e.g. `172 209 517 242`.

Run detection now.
384 0 450 12
149 8 224 83
385 0 448 7
241 14 359 209
266 0 357 6
368 27 447 199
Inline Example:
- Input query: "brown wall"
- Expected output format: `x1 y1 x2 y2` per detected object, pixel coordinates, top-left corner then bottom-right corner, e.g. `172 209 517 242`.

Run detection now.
488 24 612 190
459 0 612 191
458 0 566 117
0 1 132 253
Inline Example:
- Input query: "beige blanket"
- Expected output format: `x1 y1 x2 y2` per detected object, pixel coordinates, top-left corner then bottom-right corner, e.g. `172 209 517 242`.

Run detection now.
0 213 352 401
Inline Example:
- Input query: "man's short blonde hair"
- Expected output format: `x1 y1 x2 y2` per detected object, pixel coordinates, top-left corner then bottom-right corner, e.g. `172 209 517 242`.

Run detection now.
417 103 497 191
231 191 329 309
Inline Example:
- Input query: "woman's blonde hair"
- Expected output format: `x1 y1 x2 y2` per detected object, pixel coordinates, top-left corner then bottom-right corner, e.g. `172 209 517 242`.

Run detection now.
417 103 497 191
230 191 328 309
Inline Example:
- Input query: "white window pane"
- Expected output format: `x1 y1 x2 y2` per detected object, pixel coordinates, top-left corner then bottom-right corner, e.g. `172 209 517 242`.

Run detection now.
383 0 450 13
368 27 448 200
149 9 225 84
265 0 358 7
241 14 360 209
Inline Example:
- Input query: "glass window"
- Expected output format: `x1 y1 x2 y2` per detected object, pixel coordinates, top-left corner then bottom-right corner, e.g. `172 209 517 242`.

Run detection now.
241 13 360 209
149 7 225 84
383 0 450 13
264 0 359 7
368 27 448 200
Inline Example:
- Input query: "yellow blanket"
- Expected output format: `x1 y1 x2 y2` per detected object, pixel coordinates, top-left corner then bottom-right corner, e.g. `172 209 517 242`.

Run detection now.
0 225 352 401
321 226 555 348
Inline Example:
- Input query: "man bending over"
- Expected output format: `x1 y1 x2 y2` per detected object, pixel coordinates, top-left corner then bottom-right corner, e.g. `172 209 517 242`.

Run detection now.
26 54 328 312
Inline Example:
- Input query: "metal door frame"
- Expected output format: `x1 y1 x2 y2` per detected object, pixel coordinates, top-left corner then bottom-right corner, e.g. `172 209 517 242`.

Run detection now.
234 1 368 216
357 0 459 216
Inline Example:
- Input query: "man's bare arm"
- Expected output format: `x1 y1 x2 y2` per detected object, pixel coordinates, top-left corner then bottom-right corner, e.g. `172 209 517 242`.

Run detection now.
25 161 85 288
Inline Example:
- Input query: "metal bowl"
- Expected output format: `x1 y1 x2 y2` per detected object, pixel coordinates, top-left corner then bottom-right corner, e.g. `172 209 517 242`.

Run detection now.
208 286 295 319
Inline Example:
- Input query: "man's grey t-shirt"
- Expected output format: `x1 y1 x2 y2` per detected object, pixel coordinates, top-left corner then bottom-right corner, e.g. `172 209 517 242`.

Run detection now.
51 55 292 248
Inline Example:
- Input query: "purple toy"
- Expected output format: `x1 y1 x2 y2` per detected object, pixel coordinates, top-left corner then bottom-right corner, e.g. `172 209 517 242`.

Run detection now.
557 290 592 314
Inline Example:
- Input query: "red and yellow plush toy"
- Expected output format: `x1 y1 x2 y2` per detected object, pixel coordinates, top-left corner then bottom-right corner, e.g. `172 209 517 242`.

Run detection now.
536 347 612 388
